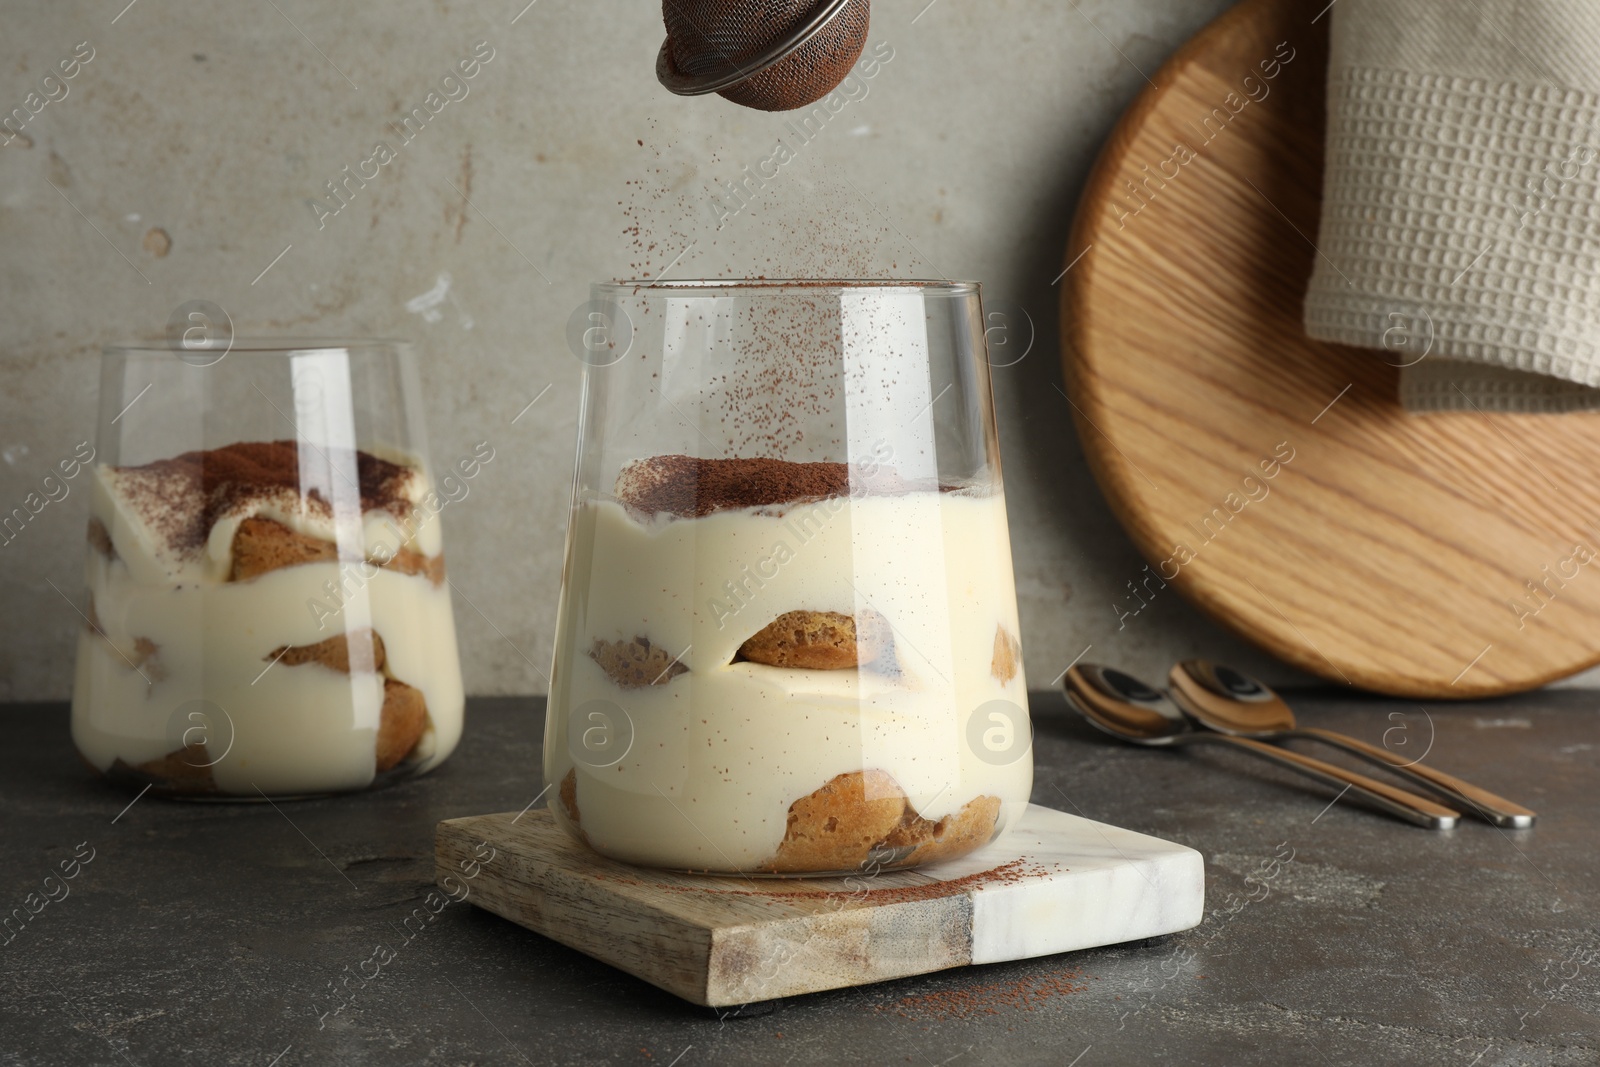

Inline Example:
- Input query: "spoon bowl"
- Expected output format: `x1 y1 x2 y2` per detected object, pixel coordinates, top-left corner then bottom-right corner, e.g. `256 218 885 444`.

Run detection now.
1065 665 1190 743
1168 660 1534 829
1169 660 1299 733
1062 664 1460 830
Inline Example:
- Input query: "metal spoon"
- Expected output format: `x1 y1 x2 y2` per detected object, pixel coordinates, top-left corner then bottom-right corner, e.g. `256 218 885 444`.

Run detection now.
1062 664 1460 829
1168 660 1535 829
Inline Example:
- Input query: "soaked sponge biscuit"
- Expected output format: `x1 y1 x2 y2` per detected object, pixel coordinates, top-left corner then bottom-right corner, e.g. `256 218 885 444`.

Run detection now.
991 624 1021 684
129 637 165 682
137 743 219 792
103 743 218 796
231 517 338 580
382 545 445 585
736 609 894 670
589 636 690 688
87 518 115 560
83 596 165 681
267 627 428 772
230 516 443 585
556 768 590 845
882 794 1004 867
377 679 428 773
269 628 387 674
559 768 581 825
762 772 1004 873
761 769 910 873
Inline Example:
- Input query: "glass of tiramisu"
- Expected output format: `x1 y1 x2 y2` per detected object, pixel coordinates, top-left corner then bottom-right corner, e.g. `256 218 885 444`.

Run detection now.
546 281 1033 874
72 339 466 798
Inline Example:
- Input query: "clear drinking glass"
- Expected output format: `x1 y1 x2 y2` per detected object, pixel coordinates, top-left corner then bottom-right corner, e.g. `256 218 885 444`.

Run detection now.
545 280 1033 874
72 339 465 798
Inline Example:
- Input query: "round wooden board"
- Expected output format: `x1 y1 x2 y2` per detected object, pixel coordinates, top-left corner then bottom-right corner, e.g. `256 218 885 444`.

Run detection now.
1061 0 1600 699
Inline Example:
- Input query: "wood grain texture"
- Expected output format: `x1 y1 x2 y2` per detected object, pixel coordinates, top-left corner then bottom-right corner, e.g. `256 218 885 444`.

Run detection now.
436 810 972 1007
435 807 1204 1007
1061 0 1600 698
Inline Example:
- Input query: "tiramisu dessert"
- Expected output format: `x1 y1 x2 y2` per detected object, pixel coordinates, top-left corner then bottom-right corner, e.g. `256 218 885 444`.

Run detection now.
545 454 1032 873
71 440 464 796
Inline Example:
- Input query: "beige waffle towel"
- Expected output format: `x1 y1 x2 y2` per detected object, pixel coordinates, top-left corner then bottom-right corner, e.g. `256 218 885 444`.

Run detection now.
1304 0 1600 412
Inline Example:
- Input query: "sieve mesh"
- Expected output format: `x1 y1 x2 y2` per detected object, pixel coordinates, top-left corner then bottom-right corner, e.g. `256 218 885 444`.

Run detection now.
662 0 870 112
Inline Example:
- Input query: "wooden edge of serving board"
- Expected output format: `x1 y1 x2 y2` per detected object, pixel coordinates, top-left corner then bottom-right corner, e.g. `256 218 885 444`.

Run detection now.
1058 0 1600 697
435 805 1205 1007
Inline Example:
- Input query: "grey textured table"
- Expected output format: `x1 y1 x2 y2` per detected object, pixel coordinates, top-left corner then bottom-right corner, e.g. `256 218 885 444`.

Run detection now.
2 691 1595 1066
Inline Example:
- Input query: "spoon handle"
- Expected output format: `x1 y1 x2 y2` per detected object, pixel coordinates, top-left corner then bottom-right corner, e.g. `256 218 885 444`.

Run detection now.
1293 727 1535 828
1188 734 1460 829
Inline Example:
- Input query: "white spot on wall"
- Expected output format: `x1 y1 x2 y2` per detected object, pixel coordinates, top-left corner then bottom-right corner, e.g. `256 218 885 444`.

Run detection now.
404 271 473 330
405 272 453 324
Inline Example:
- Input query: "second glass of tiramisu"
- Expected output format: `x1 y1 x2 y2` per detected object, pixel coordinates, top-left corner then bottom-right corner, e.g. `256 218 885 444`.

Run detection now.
72 339 466 798
546 281 1033 874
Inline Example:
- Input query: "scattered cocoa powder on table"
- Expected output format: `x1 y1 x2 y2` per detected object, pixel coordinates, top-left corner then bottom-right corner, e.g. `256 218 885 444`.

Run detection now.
877 969 1090 1020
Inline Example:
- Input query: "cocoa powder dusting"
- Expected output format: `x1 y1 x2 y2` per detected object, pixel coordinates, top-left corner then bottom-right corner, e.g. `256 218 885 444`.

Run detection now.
619 124 908 283
615 454 852 518
612 130 962 480
877 969 1090 1020
113 440 416 552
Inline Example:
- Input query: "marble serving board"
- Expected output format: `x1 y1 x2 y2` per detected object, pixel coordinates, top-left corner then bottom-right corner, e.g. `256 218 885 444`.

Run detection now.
434 805 1205 1007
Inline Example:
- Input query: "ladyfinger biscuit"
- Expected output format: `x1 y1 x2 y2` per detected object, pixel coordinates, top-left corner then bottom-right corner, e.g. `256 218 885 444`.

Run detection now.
762 769 909 873
105 744 217 795
267 628 427 771
379 545 446 585
231 516 443 584
589 636 689 688
883 794 1004 867
84 593 164 680
138 743 219 793
376 679 427 772
736 609 894 670
231 517 338 580
87 517 115 560
991 624 1021 684
130 637 165 682
268 628 387 674
559 768 581 825
556 768 590 845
